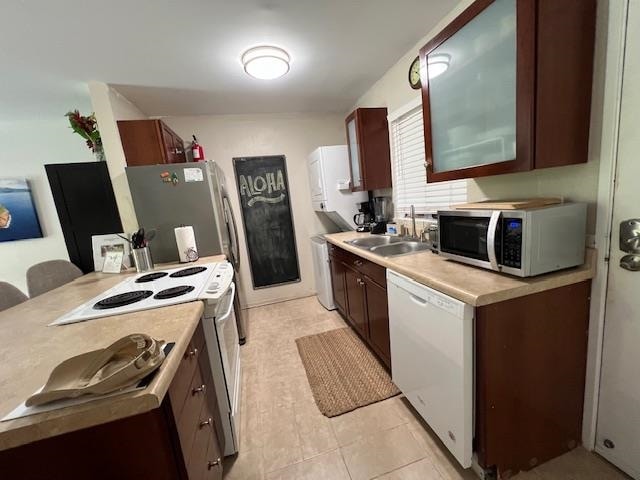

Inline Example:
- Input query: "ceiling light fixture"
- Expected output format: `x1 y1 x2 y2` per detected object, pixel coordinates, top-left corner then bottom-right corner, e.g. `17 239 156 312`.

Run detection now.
241 46 290 80
427 53 450 79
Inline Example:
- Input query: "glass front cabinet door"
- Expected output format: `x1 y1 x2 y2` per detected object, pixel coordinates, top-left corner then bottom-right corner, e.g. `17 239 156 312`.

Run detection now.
344 108 392 191
346 115 363 190
420 0 597 182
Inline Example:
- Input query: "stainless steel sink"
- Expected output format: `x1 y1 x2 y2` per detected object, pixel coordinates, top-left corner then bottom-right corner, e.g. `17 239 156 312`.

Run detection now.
346 236 405 248
370 241 433 257
346 235 433 257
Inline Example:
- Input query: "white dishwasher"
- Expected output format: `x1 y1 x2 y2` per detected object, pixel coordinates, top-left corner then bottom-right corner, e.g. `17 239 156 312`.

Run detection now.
387 270 474 468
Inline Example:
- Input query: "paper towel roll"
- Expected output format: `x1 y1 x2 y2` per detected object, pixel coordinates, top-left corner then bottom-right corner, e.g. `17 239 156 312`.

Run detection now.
175 226 199 263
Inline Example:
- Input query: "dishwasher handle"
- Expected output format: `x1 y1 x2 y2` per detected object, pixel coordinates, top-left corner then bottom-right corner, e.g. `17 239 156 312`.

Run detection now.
409 292 428 307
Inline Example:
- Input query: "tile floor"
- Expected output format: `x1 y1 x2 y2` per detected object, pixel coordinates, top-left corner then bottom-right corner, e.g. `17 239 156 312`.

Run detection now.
223 296 628 480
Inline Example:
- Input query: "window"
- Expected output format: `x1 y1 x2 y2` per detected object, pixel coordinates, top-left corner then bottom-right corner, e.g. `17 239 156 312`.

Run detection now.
389 98 467 218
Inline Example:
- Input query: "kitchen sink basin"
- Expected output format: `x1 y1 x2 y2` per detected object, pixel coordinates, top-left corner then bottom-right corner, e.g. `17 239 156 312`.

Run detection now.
347 236 405 248
370 241 432 257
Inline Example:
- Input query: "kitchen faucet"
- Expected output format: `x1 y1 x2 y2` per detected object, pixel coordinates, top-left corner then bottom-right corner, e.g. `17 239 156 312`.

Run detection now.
410 205 417 240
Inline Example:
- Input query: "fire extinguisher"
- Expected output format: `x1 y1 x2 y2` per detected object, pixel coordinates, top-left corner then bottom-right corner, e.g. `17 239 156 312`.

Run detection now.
191 135 205 161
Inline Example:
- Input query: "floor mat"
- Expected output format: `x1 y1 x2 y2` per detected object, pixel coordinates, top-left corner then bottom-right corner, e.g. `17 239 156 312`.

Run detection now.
295 327 399 417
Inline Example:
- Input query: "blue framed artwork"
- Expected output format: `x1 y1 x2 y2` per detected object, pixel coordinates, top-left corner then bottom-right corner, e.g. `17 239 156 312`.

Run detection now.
0 178 43 242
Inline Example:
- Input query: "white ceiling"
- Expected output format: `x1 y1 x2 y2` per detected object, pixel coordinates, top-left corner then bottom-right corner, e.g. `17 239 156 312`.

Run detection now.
0 0 458 118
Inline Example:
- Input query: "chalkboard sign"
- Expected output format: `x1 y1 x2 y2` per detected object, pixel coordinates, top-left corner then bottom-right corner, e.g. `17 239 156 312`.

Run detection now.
233 155 300 289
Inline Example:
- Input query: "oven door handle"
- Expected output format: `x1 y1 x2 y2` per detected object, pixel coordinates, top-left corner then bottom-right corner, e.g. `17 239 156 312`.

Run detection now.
487 211 501 271
215 282 236 324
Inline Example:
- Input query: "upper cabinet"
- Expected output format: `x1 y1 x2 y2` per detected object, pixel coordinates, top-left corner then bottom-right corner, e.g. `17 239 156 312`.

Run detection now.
345 108 392 191
117 119 187 167
420 0 597 182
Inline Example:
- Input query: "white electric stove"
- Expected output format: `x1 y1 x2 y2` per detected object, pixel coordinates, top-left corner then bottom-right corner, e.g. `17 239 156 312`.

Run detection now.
50 262 234 326
50 260 241 456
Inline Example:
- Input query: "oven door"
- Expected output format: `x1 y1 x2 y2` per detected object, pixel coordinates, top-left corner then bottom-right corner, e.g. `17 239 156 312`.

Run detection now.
215 282 240 411
438 210 502 271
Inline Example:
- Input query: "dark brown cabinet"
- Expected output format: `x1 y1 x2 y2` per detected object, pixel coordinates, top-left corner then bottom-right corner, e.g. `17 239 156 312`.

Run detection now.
475 280 591 477
345 265 368 337
328 244 391 369
0 324 223 480
420 0 597 182
364 277 391 366
328 242 591 478
167 325 224 480
329 256 348 315
118 119 187 166
345 108 392 191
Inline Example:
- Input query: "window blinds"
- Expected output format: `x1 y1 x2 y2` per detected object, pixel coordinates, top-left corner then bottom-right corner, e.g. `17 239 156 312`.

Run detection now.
390 104 467 218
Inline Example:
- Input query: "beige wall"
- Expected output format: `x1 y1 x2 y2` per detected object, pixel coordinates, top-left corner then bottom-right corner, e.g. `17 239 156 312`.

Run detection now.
353 0 609 234
89 81 147 233
164 113 345 308
0 119 93 294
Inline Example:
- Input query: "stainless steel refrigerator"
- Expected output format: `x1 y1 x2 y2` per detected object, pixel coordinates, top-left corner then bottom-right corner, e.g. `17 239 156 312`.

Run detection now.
126 161 246 343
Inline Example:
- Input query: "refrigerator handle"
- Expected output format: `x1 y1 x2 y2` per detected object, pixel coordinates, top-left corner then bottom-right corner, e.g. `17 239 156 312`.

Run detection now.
223 195 241 270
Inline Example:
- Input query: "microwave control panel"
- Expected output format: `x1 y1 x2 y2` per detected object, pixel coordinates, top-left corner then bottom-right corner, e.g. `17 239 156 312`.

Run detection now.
502 218 522 268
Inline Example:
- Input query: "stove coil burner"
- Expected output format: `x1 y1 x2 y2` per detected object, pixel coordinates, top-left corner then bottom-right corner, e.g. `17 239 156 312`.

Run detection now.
93 291 154 310
154 285 196 300
169 266 207 278
135 272 168 283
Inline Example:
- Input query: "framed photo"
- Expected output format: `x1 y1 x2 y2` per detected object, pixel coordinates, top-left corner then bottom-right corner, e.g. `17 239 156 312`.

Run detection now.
0 178 43 242
91 234 132 272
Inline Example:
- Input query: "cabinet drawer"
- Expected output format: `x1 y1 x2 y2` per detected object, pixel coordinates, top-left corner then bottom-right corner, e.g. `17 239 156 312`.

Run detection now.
198 343 225 453
186 401 217 480
359 261 386 288
169 325 205 419
175 365 208 462
329 245 386 287
327 243 343 258
203 423 223 480
328 244 357 263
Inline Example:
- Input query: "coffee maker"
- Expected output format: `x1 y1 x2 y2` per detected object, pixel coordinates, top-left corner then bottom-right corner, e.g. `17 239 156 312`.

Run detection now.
354 201 373 232
371 196 393 234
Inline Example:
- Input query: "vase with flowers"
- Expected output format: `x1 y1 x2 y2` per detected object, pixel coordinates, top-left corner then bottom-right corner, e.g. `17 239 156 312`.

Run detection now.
65 110 105 161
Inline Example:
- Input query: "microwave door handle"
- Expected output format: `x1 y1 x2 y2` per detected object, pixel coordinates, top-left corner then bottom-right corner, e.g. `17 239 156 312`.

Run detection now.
487 211 501 271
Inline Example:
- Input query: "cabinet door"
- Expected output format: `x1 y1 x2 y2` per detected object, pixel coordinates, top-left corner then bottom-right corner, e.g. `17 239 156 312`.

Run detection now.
172 134 186 163
364 277 391 368
346 114 363 191
117 120 166 166
161 124 175 163
345 266 367 337
45 162 123 274
308 155 325 200
422 0 533 181
329 257 347 314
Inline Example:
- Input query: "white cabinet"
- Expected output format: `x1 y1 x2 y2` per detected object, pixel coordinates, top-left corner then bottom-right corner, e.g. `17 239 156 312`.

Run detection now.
307 146 367 230
308 149 325 202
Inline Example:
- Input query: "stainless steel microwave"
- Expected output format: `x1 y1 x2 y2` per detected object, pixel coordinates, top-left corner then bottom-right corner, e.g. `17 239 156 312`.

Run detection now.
437 203 587 277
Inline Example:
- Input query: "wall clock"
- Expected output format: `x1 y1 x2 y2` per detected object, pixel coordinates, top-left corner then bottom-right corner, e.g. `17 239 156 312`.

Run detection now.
408 56 421 90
